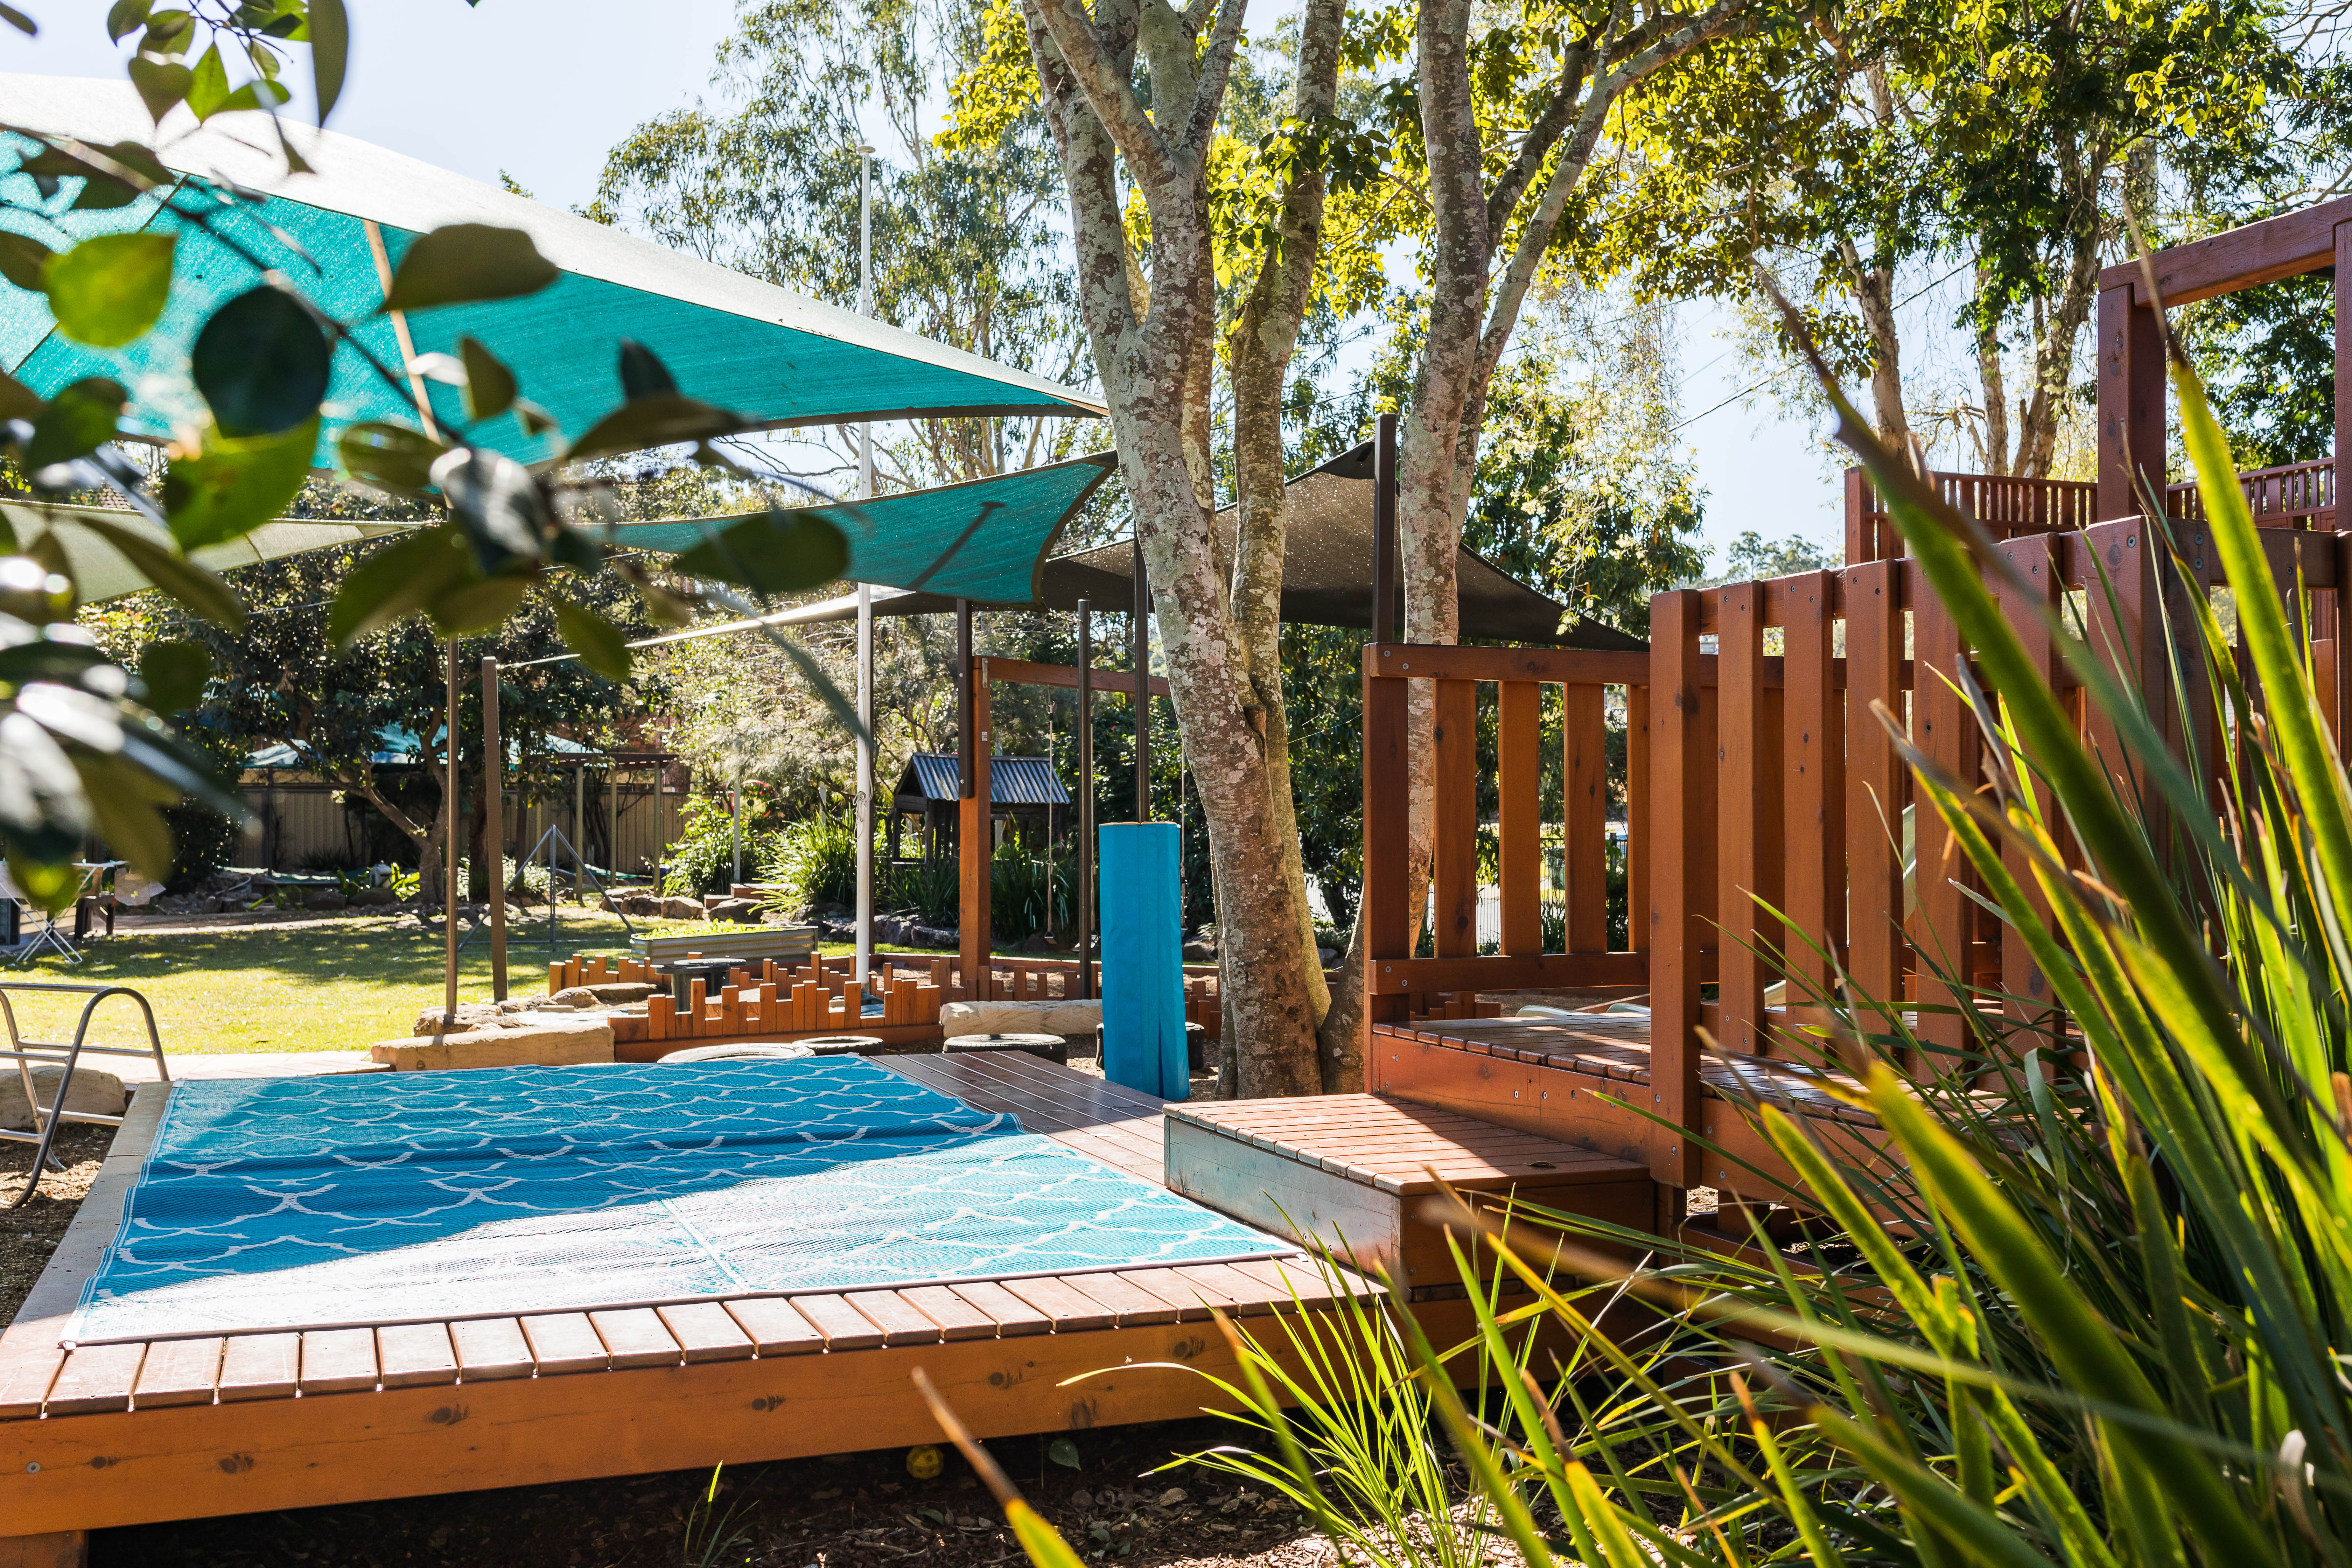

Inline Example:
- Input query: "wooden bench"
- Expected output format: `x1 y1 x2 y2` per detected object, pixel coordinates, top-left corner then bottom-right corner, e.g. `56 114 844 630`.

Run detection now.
1164 1094 1655 1293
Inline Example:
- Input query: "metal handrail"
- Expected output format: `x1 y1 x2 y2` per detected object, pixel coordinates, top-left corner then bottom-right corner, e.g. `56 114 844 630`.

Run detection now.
0 981 169 1209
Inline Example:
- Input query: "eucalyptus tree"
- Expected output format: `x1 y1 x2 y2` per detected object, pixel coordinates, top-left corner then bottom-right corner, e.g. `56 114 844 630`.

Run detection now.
589 0 1088 491
1605 0 2297 477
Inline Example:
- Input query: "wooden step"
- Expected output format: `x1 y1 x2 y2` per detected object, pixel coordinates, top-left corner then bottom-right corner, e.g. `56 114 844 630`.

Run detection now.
1164 1094 1654 1292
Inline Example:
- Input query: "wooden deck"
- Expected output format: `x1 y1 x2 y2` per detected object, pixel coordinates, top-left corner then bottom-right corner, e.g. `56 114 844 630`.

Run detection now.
1370 1016 1897 1203
0 1057 1381 1544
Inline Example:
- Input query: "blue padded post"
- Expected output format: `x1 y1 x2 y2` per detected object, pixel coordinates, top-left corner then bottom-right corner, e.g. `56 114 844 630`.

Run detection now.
1097 822 1188 1101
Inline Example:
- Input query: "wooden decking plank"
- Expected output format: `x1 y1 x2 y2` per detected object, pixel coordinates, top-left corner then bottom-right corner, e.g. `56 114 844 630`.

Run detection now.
44 1342 145 1415
450 1318 534 1381
0 1344 68 1421
1225 1257 1347 1312
589 1309 683 1369
519 1313 609 1375
1000 1275 1114 1331
789 1294 887 1350
131 1336 222 1408
894 1284 1000 1342
1111 1269 1216 1322
377 1322 460 1388
944 1280 1052 1337
1152 1264 1279 1318
300 1328 380 1394
722 1296 825 1357
216 1333 301 1402
843 1291 945 1347
1053 1271 1181 1327
657 1302 755 1363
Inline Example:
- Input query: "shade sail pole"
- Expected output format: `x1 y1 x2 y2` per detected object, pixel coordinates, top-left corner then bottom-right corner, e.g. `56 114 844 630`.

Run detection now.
442 640 460 1027
484 657 506 1001
1077 598 1094 1000
1132 537 1150 822
1373 412 1397 644
855 140 876 998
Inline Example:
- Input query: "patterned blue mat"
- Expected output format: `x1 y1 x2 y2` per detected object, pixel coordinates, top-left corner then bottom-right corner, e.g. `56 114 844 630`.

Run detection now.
67 1058 1290 1344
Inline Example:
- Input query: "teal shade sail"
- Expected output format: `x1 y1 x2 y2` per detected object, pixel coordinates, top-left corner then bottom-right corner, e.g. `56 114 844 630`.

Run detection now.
0 78 1103 471
602 451 1118 606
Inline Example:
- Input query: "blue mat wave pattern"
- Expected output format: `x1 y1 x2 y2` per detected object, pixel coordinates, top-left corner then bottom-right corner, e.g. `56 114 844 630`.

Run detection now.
68 1058 1290 1344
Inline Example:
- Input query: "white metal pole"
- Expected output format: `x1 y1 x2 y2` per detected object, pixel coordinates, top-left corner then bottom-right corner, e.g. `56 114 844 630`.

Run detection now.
854 141 876 1000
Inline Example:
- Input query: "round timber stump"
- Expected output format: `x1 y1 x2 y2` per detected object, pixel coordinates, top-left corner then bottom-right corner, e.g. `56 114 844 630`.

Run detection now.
943 1032 1069 1065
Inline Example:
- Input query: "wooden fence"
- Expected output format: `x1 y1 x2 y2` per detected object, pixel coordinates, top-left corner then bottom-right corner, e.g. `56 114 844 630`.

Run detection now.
1367 517 2352 1184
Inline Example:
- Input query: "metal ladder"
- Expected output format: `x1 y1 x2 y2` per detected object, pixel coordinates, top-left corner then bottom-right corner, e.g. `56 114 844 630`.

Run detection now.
0 982 168 1209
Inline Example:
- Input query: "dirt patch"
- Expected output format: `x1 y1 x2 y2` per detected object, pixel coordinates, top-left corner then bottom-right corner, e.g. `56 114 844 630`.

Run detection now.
0 1121 113 1324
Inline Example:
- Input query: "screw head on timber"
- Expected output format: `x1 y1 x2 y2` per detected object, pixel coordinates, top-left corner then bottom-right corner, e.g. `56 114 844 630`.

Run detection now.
25 1462 38 1473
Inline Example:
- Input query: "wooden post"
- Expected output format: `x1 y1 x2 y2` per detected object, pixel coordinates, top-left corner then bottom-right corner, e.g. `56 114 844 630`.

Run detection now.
1911 582 1974 1060
1844 561 1905 1025
1373 412 1397 642
1562 682 1606 953
1779 573 1842 1010
1431 678 1478 955
1716 582 1768 1056
959 634 993 1004
1496 680 1540 954
1361 646 1410 1040
1843 467 1870 565
1648 590 1703 1188
2337 221 2351 526
1077 598 1095 1001
442 640 460 1027
1998 535 2064 1050
2097 282 2165 521
483 657 505 1001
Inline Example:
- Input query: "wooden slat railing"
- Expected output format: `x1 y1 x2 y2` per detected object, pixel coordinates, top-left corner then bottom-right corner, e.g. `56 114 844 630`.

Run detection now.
1845 469 2104 562
2167 457 2336 530
1365 518 2352 1188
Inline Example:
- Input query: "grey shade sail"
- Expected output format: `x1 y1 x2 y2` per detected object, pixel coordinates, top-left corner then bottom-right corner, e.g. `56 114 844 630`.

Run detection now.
751 441 1644 650
895 755 1070 806
1044 442 1645 649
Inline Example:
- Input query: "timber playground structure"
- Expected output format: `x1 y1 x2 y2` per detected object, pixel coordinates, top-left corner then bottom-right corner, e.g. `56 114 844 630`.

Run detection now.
1 198 2348 1568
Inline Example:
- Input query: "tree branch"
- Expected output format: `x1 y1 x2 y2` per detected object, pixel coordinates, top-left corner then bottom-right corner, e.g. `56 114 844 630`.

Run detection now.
1180 0 1252 159
1024 0 1178 189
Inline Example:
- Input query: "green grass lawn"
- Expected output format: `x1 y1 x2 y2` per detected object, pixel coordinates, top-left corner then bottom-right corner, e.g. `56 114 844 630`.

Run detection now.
4 915 1005 1056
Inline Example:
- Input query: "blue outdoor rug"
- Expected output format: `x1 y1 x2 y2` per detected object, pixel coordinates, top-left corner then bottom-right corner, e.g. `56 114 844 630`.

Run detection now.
66 1057 1292 1344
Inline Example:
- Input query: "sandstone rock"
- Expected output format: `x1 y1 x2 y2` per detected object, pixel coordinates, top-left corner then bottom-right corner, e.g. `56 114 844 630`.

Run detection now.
551 986 602 1007
348 886 400 907
372 1018 615 1071
1018 931 1059 954
305 889 348 910
604 891 665 916
585 982 657 1005
1182 940 1215 960
0 1064 127 1132
659 896 706 920
704 897 760 924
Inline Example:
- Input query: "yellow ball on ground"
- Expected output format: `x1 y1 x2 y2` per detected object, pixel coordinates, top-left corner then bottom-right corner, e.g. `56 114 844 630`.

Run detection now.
906 1443 945 1480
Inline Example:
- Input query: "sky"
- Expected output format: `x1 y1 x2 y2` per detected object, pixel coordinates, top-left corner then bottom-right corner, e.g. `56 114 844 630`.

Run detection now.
1 0 1843 559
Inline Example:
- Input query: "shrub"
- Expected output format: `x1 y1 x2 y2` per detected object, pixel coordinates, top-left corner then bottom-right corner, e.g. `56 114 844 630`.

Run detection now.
757 808 860 912
162 800 239 890
661 791 784 896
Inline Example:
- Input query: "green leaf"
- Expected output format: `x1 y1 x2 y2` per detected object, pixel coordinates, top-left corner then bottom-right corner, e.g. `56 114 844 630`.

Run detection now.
0 370 39 423
106 0 151 42
513 398 557 437
140 9 191 55
457 335 516 420
42 232 174 348
338 421 448 496
0 4 33 36
127 55 193 121
1046 1438 1081 1470
135 638 212 713
162 416 320 549
429 572 531 637
561 394 757 465
327 525 471 645
381 224 558 312
186 41 231 118
671 507 849 595
72 513 245 630
549 592 632 681
5 853 83 919
618 338 677 401
430 446 549 570
0 231 54 292
70 755 175 883
306 0 348 123
192 285 331 436
22 377 127 471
